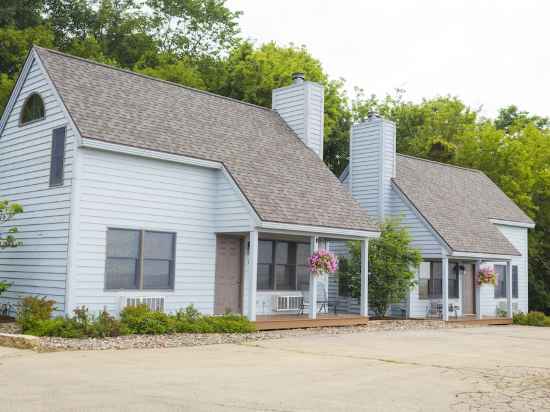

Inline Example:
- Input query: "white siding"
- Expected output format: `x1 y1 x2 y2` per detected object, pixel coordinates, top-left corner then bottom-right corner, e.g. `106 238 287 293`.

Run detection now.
349 117 396 222
389 188 443 257
0 57 74 313
350 121 381 219
70 148 253 315
480 225 529 315
272 81 324 158
214 171 254 232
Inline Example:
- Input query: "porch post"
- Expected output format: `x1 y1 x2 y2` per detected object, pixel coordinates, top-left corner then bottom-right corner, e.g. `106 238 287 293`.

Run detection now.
475 260 482 320
442 255 449 321
506 260 513 318
360 239 369 317
247 230 258 321
309 235 319 319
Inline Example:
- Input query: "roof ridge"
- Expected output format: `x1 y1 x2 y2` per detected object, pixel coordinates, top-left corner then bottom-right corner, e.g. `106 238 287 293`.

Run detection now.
33 45 276 114
397 153 483 173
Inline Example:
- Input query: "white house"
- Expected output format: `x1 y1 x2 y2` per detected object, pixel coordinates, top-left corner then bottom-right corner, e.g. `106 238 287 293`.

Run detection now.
333 113 534 320
0 47 379 323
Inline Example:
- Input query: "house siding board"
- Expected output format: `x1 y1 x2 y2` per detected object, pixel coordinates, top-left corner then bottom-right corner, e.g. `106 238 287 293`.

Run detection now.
272 81 324 158
72 148 252 315
214 172 253 232
479 224 529 315
0 58 73 313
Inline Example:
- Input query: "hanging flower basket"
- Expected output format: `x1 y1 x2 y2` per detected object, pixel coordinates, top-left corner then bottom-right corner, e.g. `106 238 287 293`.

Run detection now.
308 249 338 277
477 267 497 286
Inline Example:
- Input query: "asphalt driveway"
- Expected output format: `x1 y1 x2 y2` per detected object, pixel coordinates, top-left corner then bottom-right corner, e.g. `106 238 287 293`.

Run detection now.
1 325 549 411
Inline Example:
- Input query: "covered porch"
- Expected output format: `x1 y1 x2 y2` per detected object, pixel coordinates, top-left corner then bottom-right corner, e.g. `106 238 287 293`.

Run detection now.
410 253 516 321
213 225 377 326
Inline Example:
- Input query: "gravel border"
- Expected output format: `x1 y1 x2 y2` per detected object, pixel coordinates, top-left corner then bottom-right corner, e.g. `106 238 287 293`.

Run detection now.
0 319 478 352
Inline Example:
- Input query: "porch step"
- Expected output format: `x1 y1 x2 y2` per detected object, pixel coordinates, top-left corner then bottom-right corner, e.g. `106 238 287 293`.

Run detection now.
254 315 369 331
446 317 513 326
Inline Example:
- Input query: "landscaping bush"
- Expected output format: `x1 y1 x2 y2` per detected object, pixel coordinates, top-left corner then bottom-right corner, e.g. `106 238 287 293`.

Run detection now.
16 296 56 332
19 302 255 338
513 311 549 327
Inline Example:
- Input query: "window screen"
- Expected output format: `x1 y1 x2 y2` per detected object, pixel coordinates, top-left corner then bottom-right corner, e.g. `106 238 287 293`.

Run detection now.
143 231 175 289
257 240 309 291
49 127 66 187
20 93 45 125
105 229 176 290
105 229 140 289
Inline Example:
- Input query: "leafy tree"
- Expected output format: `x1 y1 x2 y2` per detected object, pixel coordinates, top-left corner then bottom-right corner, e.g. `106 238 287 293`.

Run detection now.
338 219 421 317
0 200 23 249
147 0 242 58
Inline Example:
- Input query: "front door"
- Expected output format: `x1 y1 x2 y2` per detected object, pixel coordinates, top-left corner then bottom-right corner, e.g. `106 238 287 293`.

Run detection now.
214 235 242 314
462 264 476 315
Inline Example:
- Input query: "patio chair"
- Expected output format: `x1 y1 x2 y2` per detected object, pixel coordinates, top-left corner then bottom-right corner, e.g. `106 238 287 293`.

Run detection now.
426 301 443 319
298 281 337 316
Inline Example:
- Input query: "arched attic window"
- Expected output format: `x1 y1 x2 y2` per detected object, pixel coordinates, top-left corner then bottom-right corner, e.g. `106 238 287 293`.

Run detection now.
20 93 45 125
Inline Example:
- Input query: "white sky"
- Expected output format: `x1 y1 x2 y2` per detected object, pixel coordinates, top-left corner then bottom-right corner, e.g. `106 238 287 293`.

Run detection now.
227 0 550 118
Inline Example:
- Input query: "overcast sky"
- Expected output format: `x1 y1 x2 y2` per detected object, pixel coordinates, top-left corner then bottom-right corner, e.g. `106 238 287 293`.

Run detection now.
227 0 550 118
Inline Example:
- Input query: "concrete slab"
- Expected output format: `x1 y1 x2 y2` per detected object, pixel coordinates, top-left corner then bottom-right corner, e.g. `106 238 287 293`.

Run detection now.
1 326 549 411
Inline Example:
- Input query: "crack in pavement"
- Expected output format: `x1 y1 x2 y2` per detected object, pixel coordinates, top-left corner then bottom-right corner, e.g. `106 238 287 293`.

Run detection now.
243 342 550 411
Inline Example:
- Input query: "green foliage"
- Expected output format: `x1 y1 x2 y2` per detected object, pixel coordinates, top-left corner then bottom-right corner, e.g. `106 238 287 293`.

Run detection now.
22 303 255 338
513 311 549 327
338 218 421 317
0 199 24 249
16 296 56 332
0 281 9 297
120 303 255 334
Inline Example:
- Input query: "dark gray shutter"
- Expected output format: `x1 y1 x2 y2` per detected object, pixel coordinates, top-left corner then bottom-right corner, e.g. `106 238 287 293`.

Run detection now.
49 127 66 187
512 265 519 298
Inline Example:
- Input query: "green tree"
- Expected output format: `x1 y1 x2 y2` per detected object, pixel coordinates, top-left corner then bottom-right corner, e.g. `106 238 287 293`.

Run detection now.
0 200 23 249
338 219 421 317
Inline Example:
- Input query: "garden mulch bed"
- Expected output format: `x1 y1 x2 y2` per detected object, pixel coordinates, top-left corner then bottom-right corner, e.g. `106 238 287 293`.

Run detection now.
0 319 476 352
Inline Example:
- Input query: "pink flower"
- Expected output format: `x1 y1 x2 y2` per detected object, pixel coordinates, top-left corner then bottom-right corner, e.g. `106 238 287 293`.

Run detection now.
308 249 338 276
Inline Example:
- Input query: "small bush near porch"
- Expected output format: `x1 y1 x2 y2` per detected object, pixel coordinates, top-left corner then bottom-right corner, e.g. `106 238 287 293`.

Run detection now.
338 218 421 317
17 297 255 338
513 311 550 327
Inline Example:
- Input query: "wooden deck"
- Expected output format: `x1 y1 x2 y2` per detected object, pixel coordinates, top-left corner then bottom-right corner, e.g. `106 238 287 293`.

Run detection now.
254 314 369 331
446 317 513 326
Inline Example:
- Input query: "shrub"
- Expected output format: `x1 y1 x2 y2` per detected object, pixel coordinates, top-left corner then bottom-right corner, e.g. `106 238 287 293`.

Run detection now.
17 296 56 332
21 303 255 338
526 311 546 326
513 311 549 327
0 281 9 297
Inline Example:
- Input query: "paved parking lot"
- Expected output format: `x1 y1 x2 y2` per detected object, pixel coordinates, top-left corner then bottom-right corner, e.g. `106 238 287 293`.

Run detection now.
1 325 549 411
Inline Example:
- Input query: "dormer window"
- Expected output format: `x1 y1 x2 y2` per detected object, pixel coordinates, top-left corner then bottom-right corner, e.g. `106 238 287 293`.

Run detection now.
20 93 45 125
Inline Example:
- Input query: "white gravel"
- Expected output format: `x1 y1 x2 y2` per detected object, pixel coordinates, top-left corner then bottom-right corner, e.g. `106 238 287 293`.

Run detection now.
0 319 475 352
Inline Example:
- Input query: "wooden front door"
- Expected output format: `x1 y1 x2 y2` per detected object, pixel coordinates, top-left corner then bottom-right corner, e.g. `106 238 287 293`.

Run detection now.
214 235 242 315
462 264 476 315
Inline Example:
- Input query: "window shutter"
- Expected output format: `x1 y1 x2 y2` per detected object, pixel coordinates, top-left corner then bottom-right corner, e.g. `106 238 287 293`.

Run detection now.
49 127 66 187
512 266 519 299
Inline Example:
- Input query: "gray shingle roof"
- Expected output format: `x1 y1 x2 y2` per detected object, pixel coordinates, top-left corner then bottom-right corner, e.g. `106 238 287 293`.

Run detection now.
35 47 377 233
393 154 533 256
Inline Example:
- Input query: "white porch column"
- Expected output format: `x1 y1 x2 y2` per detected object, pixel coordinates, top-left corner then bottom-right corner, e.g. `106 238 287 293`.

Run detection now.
247 230 259 321
506 260 513 318
475 260 482 320
442 256 449 321
309 235 319 319
360 239 369 317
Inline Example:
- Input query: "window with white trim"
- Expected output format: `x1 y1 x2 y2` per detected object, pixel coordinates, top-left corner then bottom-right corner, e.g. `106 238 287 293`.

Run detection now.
20 93 45 125
105 229 175 290
257 240 309 291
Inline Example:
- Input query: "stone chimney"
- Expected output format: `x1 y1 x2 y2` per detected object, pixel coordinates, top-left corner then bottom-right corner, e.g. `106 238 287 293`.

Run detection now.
349 112 396 221
272 73 324 158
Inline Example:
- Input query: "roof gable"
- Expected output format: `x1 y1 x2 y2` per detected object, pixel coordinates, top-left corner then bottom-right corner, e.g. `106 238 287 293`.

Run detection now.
393 155 533 256
33 47 376 233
